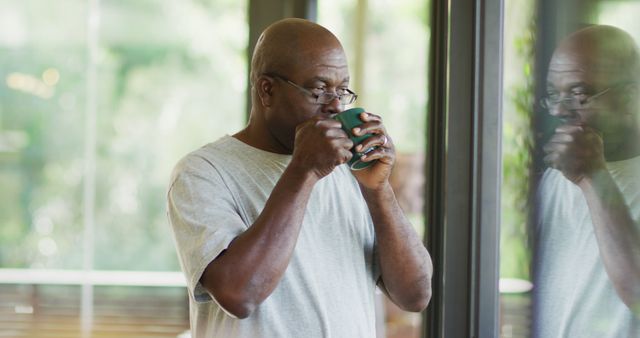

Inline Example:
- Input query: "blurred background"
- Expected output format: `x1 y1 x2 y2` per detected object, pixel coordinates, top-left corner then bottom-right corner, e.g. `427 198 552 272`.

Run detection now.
1 0 639 337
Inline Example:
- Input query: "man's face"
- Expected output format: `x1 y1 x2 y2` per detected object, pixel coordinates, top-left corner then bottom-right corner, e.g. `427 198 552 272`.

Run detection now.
546 49 630 151
265 45 350 151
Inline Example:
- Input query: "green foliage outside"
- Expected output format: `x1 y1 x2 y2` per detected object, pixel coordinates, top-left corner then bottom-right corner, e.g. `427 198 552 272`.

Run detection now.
0 0 247 271
501 0 535 280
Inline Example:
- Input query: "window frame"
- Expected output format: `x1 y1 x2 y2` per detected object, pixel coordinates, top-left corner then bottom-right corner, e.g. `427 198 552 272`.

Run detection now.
424 0 504 336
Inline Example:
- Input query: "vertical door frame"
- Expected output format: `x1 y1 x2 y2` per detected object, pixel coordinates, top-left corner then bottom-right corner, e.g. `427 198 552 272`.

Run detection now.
424 0 504 337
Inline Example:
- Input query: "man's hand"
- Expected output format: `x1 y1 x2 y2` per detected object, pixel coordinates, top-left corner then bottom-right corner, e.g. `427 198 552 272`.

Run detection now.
350 112 395 190
543 124 607 184
290 116 354 180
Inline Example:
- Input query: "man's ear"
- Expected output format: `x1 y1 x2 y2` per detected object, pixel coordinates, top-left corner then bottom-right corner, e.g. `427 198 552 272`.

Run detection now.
257 76 274 107
619 83 639 121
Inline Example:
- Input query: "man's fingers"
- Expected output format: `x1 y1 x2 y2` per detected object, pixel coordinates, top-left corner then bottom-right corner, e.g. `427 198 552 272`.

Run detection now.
549 132 574 143
352 112 385 135
555 124 584 134
313 117 342 129
325 125 350 138
360 146 395 165
543 140 570 154
339 137 355 151
338 147 354 164
359 112 382 122
356 133 390 152
543 153 560 168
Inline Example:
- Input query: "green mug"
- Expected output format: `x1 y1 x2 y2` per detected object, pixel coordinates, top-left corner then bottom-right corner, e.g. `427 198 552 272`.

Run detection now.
334 107 376 170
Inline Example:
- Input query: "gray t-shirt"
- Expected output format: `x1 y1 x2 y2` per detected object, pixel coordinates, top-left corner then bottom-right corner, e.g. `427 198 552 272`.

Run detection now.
534 157 640 338
167 135 380 338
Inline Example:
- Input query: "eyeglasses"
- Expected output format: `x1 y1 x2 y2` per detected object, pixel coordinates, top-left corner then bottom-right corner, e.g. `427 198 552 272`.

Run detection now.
264 73 358 105
539 82 631 111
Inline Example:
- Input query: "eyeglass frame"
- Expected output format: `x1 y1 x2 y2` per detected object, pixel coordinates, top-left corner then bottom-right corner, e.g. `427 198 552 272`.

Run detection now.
262 73 358 105
539 82 633 111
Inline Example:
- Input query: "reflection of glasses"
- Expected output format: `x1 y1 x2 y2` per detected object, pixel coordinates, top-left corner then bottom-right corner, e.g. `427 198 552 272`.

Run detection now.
264 73 358 105
539 83 630 110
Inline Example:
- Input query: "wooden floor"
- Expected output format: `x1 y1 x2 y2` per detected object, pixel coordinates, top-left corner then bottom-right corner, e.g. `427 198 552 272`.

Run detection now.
0 284 190 338
0 284 531 338
500 293 532 338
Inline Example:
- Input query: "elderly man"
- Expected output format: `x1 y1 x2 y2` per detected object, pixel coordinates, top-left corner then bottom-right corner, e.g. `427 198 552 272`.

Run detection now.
167 18 432 337
534 25 640 337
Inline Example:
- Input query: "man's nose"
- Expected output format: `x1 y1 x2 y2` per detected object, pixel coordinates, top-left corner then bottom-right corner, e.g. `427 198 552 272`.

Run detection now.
548 102 573 118
321 96 344 115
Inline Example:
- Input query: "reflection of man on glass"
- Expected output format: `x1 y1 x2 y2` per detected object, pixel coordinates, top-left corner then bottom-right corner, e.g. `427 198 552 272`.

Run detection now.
534 25 640 337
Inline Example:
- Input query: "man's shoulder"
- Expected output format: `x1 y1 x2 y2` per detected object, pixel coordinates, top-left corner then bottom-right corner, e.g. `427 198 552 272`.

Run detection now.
535 168 581 216
170 135 291 186
169 136 238 183
538 168 568 192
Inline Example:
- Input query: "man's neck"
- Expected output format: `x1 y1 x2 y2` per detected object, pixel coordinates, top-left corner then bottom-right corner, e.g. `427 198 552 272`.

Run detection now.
233 123 292 155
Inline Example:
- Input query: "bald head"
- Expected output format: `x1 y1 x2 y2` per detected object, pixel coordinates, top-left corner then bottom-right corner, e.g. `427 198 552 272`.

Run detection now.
551 25 640 83
250 18 345 88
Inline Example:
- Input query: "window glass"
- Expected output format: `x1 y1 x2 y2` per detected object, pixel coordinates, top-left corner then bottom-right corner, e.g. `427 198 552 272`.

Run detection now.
0 0 246 335
0 0 247 272
319 1 428 337
598 2 640 37
500 0 535 336
92 0 247 271
501 1 640 337
0 0 87 269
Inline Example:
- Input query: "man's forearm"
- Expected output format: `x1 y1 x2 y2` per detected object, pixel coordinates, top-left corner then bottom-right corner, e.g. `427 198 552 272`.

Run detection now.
580 169 640 313
361 182 433 312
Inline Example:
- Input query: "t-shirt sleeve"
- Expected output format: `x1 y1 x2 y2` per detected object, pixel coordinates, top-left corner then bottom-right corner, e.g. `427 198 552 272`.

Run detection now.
167 156 247 303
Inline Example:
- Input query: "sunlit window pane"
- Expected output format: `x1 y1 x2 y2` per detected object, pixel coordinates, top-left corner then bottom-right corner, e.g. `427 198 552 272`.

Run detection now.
1 0 246 335
0 0 247 272
318 1 428 337
0 0 87 269
91 0 247 271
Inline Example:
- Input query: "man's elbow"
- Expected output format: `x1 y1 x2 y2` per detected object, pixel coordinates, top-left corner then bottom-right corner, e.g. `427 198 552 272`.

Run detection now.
200 260 261 319
404 288 432 312
615 284 640 316
208 288 259 319
395 284 432 312
221 302 255 320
